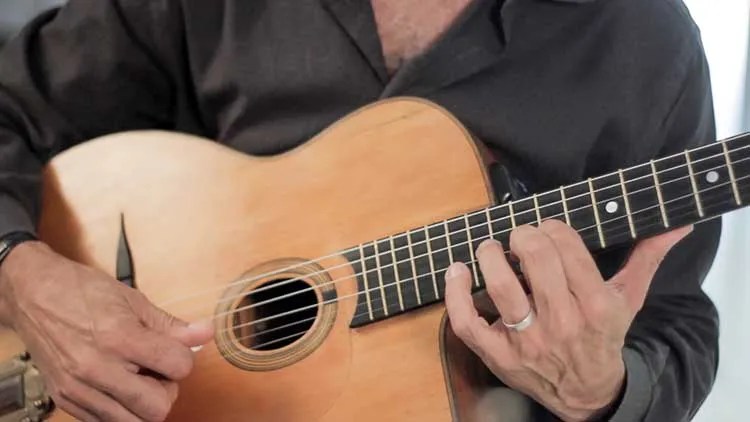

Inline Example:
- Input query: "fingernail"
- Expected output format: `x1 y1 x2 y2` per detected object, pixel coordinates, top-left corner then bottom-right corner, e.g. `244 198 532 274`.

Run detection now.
191 345 204 353
476 239 499 256
446 263 468 279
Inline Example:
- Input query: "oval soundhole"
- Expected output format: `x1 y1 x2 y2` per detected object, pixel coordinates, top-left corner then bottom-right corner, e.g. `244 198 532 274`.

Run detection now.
232 279 319 351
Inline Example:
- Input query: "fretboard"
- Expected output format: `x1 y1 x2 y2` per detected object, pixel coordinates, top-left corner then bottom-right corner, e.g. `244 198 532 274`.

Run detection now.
346 133 750 327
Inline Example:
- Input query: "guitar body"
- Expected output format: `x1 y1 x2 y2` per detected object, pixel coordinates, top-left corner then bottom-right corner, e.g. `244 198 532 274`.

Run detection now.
0 98 508 421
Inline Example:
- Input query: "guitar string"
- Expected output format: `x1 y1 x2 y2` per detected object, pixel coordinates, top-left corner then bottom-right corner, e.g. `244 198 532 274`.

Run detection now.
191 156 750 326
194 187 741 365
226 190 741 357
177 155 750 323
156 141 750 310
161 141 750 309
213 172 748 337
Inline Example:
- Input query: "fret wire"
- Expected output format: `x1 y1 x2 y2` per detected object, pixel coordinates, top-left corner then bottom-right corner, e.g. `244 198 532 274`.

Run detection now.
373 241 389 316
342 144 750 320
559 186 571 225
388 236 405 311
618 169 637 239
209 139 750 314
509 201 517 229
587 178 606 248
253 167 750 332
485 207 494 239
533 194 542 225
443 220 455 264
464 214 480 288
332 177 750 332
358 244 374 321
255 176 749 336
685 151 705 217
424 229 440 299
650 160 670 228
406 230 422 306
723 141 742 205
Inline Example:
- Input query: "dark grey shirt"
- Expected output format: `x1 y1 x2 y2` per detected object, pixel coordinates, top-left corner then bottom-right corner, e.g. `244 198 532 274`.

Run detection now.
0 0 720 420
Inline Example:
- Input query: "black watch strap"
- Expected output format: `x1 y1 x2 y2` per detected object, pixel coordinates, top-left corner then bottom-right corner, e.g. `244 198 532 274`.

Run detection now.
0 231 38 266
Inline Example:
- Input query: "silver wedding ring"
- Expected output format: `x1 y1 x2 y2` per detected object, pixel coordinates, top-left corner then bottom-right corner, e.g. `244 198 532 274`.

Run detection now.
501 308 536 332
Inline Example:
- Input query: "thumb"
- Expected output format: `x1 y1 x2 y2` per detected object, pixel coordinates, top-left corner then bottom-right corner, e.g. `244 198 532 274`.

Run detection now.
131 291 214 347
610 225 693 314
169 319 214 349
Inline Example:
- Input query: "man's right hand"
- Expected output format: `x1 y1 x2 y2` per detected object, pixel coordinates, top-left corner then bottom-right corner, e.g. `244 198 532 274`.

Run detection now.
0 241 213 422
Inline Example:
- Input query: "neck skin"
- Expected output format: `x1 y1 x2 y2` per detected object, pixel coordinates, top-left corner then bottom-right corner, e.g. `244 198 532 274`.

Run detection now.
370 0 475 74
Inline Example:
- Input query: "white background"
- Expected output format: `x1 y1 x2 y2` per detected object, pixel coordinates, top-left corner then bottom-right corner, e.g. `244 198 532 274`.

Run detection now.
684 1 750 421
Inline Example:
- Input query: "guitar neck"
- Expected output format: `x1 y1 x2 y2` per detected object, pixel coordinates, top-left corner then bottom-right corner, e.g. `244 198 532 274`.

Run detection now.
348 133 750 327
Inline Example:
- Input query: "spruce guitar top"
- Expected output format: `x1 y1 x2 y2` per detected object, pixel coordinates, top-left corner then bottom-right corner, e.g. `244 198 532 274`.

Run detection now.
0 98 747 421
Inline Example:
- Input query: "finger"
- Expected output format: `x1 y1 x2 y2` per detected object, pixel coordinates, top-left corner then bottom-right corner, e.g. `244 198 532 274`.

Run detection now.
53 395 99 422
160 380 180 404
610 225 693 314
83 363 174 422
170 319 215 348
538 220 606 299
509 225 572 318
129 290 214 349
445 263 508 354
118 326 195 380
59 378 140 422
475 239 531 325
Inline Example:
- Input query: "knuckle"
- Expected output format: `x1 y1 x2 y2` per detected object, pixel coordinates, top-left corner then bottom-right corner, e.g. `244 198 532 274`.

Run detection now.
485 275 510 298
586 293 611 319
170 350 194 380
70 349 101 381
123 388 146 408
573 254 594 271
75 360 98 381
519 342 543 367
645 253 665 271
553 317 580 343
516 238 551 265
145 398 171 422
96 329 124 354
539 219 570 236
56 374 80 400
451 319 475 343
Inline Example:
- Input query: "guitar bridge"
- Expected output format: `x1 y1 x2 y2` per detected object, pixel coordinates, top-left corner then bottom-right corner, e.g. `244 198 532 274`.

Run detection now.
0 353 52 422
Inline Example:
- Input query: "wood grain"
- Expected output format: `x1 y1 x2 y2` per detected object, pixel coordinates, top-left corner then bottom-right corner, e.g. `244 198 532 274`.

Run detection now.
1 98 494 421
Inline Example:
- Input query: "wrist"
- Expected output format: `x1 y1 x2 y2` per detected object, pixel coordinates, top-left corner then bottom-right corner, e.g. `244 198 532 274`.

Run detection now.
0 240 50 326
558 360 626 422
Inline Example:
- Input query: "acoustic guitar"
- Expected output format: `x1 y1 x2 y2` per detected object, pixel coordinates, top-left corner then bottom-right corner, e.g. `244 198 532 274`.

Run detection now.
0 98 748 421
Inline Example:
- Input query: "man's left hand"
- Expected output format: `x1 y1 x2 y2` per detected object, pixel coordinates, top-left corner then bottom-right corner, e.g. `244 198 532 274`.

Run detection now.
445 220 692 421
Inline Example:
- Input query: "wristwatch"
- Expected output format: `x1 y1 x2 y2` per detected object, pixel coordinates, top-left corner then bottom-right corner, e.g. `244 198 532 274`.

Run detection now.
0 231 38 267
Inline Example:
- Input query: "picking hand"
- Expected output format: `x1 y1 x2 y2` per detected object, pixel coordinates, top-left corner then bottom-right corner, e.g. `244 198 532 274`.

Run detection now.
0 242 214 422
445 220 692 421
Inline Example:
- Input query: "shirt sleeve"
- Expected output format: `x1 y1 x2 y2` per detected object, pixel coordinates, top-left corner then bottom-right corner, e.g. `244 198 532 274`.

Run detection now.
0 0 180 237
608 37 721 422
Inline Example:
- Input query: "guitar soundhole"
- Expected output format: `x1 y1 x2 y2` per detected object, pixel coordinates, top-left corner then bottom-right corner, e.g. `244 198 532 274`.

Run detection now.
215 258 337 371
232 279 318 351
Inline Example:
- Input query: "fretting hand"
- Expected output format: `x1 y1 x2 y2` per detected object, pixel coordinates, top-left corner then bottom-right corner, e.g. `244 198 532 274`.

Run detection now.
0 241 214 422
445 220 692 421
